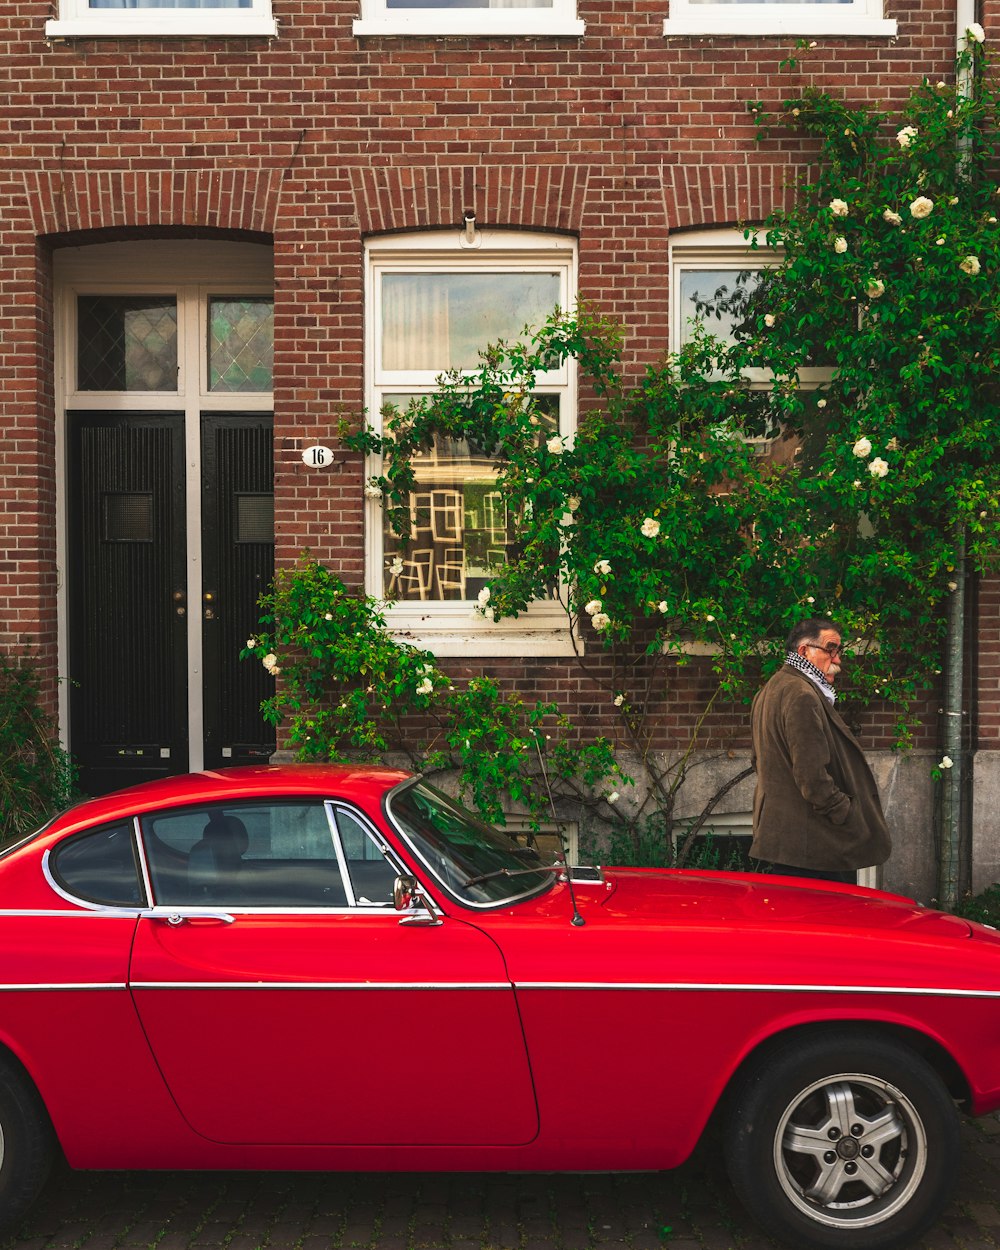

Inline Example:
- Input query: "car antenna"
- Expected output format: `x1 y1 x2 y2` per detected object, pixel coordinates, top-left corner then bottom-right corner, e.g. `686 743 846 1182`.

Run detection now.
534 732 585 927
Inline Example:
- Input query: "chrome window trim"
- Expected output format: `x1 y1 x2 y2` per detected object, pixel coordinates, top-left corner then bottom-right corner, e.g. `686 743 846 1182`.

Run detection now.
130 980 512 990
0 982 127 991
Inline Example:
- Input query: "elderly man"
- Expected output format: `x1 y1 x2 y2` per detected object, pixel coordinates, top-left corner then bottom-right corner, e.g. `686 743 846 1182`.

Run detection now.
750 616 891 883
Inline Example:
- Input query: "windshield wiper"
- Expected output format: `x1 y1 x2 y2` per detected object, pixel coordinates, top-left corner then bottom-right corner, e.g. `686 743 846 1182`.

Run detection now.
463 863 565 888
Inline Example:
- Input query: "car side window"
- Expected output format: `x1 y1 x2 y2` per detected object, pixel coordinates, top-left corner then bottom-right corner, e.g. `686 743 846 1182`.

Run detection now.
50 820 145 907
333 807 399 906
142 802 351 908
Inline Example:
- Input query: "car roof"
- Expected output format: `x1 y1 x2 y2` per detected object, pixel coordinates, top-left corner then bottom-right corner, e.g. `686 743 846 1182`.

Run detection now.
50 764 416 833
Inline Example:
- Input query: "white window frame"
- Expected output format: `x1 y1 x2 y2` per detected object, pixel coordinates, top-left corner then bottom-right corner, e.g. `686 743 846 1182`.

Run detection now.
670 227 829 392
662 0 894 37
45 0 276 40
353 0 583 38
364 229 578 657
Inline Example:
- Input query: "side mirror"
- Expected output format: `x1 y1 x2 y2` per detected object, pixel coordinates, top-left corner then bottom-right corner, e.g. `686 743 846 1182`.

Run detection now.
393 874 443 927
393 874 419 912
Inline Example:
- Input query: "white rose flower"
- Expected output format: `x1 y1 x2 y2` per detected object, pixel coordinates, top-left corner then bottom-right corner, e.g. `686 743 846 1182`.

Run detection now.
806 596 815 604
865 279 886 299
607 791 620 804
909 196 934 219
262 652 278 670
591 612 611 631
641 517 661 538
613 694 624 707
246 638 257 649
546 435 564 454
960 255 982 275
868 457 889 478
568 496 581 511
763 313 776 327
883 209 903 225
706 614 715 622
658 600 669 614
940 755 955 769
389 556 404 577
594 559 612 576
482 605 496 621
416 678 434 696
896 126 918 148
966 21 985 42
852 436 873 458
829 198 849 217
833 236 848 254
584 599 602 616
364 480 383 500
478 586 491 605
816 398 828 408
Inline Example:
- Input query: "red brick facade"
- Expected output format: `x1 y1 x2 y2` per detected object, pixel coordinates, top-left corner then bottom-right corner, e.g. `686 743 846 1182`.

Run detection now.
1 0 994 829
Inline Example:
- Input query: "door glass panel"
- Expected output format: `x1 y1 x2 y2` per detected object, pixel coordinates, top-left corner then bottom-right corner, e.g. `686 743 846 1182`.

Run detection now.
333 807 398 905
77 296 178 392
208 297 274 392
382 394 558 601
142 802 369 908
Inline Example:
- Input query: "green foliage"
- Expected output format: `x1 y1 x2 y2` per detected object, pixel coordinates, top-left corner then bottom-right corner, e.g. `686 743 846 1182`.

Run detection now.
955 882 1000 926
0 651 76 844
244 558 623 826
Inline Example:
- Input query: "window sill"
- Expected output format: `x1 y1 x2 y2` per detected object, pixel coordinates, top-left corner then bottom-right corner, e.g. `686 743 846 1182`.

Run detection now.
662 14 896 36
45 15 277 37
385 603 577 658
353 15 585 36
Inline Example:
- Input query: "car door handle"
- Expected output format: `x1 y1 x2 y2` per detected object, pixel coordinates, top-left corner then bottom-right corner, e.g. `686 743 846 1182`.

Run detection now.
153 911 235 926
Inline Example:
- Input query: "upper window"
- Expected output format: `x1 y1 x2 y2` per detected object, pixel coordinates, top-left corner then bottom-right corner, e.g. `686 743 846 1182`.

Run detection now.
353 0 583 37
365 229 577 657
46 0 276 39
662 0 894 37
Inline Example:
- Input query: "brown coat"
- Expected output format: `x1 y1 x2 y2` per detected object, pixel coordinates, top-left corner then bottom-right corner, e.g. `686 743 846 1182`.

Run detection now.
750 665 891 871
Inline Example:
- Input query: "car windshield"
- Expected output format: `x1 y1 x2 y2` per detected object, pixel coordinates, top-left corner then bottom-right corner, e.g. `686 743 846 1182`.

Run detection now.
386 780 555 907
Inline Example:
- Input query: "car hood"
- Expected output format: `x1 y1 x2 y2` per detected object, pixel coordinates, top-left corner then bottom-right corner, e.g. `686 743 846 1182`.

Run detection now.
599 867 974 940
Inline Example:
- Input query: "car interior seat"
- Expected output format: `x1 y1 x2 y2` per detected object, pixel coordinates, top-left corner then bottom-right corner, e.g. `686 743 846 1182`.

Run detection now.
187 812 250 900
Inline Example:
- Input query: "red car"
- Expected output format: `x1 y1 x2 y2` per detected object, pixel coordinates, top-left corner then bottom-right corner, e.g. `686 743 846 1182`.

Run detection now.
2 765 997 1249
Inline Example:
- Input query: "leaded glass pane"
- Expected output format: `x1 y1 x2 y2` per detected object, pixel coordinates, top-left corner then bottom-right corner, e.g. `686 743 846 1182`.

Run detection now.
381 394 558 602
77 296 178 392
209 297 274 393
381 272 561 372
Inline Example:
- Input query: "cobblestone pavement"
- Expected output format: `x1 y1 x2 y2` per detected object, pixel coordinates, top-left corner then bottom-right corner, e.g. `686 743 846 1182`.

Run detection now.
8 1114 1000 1250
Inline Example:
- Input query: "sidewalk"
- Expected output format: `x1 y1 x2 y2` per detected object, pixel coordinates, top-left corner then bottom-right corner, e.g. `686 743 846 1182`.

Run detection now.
11 1114 1000 1250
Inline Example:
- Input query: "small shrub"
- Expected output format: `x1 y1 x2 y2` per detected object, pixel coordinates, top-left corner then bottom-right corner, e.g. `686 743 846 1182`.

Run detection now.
0 651 76 844
954 884 1000 927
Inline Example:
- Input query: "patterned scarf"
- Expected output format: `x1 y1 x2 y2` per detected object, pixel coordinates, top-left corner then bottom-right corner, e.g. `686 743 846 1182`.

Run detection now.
784 650 837 704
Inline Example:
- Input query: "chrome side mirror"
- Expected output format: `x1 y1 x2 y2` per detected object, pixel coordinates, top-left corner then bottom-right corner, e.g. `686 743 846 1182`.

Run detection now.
393 874 443 927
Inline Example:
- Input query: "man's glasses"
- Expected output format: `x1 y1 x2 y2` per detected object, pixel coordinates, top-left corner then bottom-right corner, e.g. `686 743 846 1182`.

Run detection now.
806 642 844 658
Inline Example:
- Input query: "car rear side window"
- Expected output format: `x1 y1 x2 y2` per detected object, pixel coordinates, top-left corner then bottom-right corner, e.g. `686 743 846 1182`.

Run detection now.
50 820 145 907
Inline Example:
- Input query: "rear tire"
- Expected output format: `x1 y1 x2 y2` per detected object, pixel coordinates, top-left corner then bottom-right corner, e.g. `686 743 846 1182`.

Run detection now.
724 1029 961 1250
0 1055 56 1234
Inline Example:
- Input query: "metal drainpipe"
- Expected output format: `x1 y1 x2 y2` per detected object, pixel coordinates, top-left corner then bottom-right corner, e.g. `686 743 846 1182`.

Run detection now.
937 0 977 909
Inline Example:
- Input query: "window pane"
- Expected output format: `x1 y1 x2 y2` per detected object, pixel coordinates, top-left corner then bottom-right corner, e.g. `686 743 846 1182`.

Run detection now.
89 0 250 8
208 297 274 392
333 808 398 905
51 821 144 907
382 395 558 601
387 0 551 7
142 803 349 907
77 296 178 392
381 272 561 371
678 269 760 347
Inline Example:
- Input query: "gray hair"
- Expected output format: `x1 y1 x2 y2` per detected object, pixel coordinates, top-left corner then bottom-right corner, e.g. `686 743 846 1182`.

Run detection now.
784 616 842 653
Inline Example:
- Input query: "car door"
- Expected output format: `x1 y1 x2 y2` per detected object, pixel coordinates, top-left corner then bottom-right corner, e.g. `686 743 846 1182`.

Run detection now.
129 798 539 1147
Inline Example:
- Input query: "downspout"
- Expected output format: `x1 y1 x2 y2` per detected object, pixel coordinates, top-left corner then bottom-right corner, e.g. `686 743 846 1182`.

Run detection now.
937 0 977 908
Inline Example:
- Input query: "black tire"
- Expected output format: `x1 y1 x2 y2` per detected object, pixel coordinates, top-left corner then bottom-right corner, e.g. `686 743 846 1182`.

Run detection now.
723 1029 961 1250
0 1054 56 1234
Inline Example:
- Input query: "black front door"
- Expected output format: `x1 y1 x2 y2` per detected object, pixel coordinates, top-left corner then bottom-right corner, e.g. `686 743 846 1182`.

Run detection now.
68 411 189 794
68 411 275 796
201 413 276 772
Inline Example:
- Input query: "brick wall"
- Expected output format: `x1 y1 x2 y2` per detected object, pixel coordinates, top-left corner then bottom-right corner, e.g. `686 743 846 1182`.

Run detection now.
0 0 975 747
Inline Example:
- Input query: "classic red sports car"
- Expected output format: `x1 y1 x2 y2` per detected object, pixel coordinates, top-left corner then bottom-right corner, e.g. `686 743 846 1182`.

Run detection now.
2 764 997 1249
